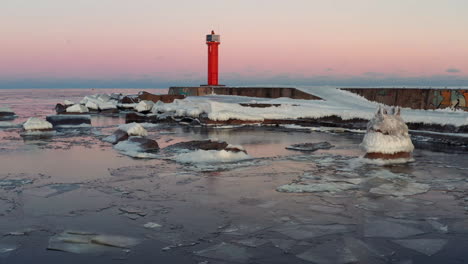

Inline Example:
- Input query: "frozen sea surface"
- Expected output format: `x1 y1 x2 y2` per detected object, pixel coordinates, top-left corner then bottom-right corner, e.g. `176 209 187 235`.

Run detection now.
0 89 467 264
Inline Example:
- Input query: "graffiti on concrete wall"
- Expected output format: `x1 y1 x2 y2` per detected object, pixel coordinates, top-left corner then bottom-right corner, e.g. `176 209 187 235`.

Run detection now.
450 91 467 108
431 90 467 109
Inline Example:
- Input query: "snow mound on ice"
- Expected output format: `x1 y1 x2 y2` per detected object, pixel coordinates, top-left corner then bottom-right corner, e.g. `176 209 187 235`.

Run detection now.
118 123 148 136
23 117 53 131
175 149 251 163
360 107 414 154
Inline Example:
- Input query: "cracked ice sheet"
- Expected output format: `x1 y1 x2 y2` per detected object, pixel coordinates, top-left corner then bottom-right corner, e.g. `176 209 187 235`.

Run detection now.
298 237 394 264
393 239 448 256
194 242 253 263
273 224 355 240
47 231 142 254
363 218 426 238
276 182 359 193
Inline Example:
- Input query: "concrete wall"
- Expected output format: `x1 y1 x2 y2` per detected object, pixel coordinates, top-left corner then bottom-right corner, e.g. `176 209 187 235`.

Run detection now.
168 87 321 100
342 88 468 111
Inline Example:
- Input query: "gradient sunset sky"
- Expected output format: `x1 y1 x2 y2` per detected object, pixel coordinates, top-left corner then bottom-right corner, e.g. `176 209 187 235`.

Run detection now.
1 0 467 88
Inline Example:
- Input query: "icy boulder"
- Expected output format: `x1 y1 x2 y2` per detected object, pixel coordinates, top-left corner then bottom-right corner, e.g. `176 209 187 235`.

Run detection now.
167 140 250 164
103 123 148 144
64 100 74 106
360 106 414 161
135 100 154 113
46 115 91 127
66 104 89 113
0 107 16 120
85 101 99 111
23 117 53 131
119 123 148 136
78 94 118 112
114 137 160 158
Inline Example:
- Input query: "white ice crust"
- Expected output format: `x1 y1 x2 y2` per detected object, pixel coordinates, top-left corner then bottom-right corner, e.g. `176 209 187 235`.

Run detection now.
175 149 251 163
135 100 154 112
118 123 148 136
23 117 53 131
64 100 74 106
66 104 89 113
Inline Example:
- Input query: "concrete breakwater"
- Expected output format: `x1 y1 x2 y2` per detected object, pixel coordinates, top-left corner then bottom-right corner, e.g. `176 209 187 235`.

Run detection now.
168 86 322 100
342 88 468 111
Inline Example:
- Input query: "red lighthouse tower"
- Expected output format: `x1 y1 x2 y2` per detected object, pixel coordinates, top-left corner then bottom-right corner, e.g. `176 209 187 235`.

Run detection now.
206 30 221 86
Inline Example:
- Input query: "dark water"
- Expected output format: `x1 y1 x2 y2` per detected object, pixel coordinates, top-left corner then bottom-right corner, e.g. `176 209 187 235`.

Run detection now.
0 89 468 264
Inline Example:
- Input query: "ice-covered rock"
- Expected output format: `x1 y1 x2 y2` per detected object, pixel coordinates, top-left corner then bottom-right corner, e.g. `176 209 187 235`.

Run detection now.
361 106 414 160
104 123 148 144
85 101 99 111
66 104 89 113
55 103 67 114
64 100 74 106
46 115 91 127
22 117 53 131
0 107 16 120
114 136 160 158
135 100 154 113
118 123 148 136
103 129 129 144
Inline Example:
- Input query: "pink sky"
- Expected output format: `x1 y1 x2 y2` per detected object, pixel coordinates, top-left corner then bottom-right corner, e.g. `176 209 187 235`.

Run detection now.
1 0 467 87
